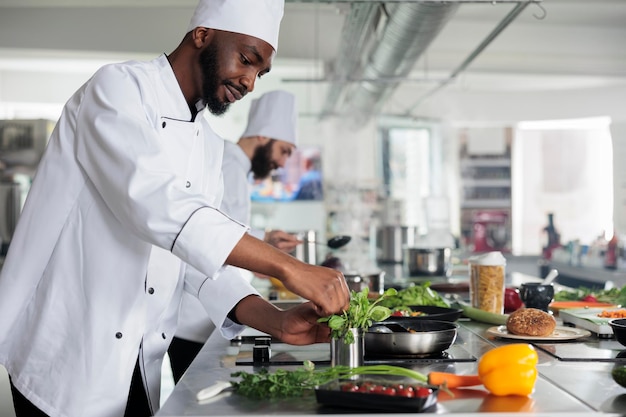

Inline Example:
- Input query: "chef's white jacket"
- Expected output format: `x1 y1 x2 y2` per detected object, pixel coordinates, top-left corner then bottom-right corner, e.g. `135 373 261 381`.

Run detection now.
0 54 258 417
175 140 264 343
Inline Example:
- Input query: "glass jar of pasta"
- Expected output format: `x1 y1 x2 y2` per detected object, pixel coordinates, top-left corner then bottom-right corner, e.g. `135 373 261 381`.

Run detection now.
469 251 507 314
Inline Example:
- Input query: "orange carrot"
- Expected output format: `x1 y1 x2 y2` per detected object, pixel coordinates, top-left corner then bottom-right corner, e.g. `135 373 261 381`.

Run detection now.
428 372 482 388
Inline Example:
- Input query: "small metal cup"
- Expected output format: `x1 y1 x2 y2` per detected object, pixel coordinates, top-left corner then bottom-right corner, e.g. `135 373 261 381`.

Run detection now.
330 328 364 369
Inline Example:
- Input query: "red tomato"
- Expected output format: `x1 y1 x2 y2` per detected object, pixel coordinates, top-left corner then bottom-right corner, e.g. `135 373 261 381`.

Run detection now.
415 387 432 398
383 387 397 396
581 294 598 303
397 386 415 397
341 383 358 392
371 384 386 394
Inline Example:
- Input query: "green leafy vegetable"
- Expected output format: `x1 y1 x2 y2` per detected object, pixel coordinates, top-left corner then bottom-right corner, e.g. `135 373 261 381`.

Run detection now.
317 287 397 344
554 285 626 306
230 360 428 399
378 282 449 309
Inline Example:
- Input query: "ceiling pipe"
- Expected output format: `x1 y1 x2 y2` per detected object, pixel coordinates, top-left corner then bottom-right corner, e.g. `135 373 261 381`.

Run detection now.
321 1 460 120
319 2 382 118
401 1 533 116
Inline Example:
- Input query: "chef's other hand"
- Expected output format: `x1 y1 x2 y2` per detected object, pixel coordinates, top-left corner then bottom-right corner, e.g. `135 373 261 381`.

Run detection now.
231 296 330 345
264 230 302 253
278 301 331 345
281 263 350 317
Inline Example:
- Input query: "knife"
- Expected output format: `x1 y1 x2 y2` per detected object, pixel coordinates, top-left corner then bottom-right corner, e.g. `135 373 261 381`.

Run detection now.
196 380 232 402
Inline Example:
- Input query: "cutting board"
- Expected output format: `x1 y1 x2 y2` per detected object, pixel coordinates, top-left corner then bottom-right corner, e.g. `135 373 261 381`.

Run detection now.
559 308 618 337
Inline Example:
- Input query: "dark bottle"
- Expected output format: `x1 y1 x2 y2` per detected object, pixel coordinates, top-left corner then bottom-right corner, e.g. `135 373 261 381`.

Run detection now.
542 213 561 260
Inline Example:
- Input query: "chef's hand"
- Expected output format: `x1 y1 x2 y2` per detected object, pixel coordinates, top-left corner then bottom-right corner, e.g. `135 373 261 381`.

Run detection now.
280 262 350 317
277 301 331 345
232 296 330 345
264 230 302 253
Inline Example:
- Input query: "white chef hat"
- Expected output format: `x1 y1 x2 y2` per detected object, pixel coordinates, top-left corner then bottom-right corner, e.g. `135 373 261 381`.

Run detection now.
241 90 298 146
187 0 284 51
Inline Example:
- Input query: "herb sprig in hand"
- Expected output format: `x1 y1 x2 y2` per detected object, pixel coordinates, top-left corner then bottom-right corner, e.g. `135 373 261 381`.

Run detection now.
318 287 398 344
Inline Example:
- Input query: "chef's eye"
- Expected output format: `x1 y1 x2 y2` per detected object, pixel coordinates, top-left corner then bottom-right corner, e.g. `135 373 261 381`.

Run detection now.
241 54 251 66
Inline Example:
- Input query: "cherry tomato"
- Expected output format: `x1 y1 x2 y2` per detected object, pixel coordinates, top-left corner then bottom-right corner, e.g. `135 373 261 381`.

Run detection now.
397 386 415 397
357 384 371 393
383 387 397 396
341 383 358 392
415 387 432 398
371 384 386 394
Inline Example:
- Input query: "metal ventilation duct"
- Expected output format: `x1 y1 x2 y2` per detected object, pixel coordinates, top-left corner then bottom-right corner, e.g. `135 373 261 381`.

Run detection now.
323 1 460 119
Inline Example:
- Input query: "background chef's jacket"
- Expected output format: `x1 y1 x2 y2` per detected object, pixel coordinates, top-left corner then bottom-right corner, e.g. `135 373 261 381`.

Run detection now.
0 54 254 417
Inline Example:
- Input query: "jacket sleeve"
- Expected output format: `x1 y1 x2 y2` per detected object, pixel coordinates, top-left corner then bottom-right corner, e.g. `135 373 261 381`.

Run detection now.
184 263 259 339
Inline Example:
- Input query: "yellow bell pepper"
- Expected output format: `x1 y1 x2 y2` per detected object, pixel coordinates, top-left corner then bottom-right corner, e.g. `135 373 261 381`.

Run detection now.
477 343 538 396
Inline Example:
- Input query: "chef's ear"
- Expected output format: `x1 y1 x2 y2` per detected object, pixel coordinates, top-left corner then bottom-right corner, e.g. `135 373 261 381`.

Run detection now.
191 27 212 48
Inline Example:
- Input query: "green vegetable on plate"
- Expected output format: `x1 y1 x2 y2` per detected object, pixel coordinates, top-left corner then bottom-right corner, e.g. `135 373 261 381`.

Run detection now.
378 283 449 310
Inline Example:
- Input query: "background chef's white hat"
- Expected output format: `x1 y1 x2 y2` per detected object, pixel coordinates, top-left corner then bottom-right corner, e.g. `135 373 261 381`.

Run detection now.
241 90 298 146
187 0 284 51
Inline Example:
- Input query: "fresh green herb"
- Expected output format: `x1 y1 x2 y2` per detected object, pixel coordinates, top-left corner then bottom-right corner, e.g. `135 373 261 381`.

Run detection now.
378 282 449 309
317 287 397 344
230 360 428 399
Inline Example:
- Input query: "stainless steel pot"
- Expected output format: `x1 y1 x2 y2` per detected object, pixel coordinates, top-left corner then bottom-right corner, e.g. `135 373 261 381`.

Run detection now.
289 229 318 265
403 247 451 277
375 225 417 263
344 271 385 295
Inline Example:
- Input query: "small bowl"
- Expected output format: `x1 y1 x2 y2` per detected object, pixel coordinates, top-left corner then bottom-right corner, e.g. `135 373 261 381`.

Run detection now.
609 318 626 347
366 319 458 356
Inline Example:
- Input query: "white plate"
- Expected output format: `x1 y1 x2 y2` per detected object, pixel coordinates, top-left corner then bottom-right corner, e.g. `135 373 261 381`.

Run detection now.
486 325 591 341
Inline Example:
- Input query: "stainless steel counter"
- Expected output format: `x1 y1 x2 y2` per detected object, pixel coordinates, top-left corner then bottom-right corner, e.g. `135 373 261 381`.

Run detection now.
156 316 626 416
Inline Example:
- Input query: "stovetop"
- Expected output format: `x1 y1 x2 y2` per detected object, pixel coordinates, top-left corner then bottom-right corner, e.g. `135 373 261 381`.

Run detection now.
233 336 476 366
533 339 626 362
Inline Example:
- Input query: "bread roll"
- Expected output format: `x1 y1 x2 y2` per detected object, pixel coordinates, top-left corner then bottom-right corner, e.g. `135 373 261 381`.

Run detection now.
506 308 556 337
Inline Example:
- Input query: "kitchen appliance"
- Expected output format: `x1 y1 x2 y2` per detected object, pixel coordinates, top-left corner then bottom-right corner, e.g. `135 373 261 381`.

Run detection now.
234 333 476 366
403 247 451 277
471 209 511 253
375 225 417 263
0 119 53 256
533 340 626 362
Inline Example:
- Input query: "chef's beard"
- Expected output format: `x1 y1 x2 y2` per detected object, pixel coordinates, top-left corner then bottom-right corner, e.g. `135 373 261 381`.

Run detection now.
199 44 231 116
250 139 276 180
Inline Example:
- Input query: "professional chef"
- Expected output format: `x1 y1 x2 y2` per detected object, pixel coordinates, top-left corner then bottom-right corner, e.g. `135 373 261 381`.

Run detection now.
0 1 350 417
169 90 302 383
